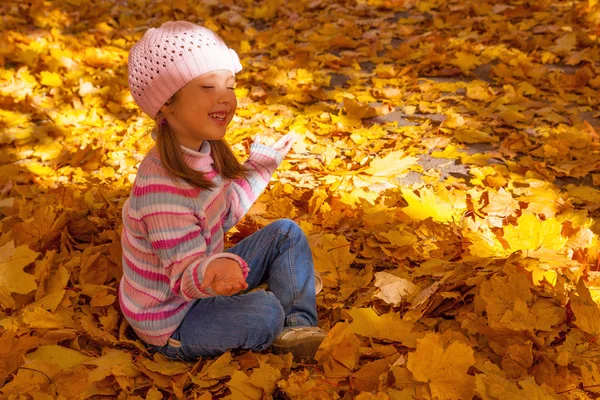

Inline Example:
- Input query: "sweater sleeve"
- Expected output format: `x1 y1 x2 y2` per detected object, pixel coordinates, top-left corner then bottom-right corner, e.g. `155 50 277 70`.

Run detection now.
138 190 249 300
222 143 283 232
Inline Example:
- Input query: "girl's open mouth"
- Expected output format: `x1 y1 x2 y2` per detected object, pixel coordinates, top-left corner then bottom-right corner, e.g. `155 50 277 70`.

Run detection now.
209 112 227 121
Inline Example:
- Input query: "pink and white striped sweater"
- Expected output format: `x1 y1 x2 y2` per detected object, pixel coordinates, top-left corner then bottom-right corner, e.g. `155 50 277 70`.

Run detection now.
119 140 282 346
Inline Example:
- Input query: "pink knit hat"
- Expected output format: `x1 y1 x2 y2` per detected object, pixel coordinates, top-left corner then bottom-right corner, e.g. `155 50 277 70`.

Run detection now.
128 21 243 118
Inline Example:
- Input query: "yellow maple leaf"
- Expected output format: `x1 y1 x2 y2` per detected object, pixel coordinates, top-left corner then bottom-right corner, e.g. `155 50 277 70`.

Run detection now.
310 233 356 286
343 98 377 119
192 351 238 388
475 375 560 399
22 307 65 329
27 345 90 370
339 188 379 207
454 127 498 144
465 223 512 259
497 108 527 124
348 308 422 347
430 144 465 159
142 353 189 376
479 272 533 325
0 241 39 308
373 271 419 306
249 359 281 396
503 214 568 254
450 51 481 72
522 259 558 286
482 188 520 217
39 71 63 87
351 358 392 392
570 280 600 340
514 185 562 218
83 349 139 383
401 187 455 222
407 332 475 400
317 326 360 379
378 230 418 247
365 151 419 177
551 32 577 54
227 370 263 400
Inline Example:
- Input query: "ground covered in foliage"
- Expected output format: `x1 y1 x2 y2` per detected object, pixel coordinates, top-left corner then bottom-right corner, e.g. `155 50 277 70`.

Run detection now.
1 0 600 398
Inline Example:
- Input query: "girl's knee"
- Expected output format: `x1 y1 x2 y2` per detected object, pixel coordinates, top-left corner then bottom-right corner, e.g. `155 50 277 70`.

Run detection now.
258 291 285 332
244 291 284 352
272 219 303 237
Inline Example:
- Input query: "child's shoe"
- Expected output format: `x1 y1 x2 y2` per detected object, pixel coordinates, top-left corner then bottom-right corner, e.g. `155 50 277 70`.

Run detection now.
270 326 327 363
314 270 323 295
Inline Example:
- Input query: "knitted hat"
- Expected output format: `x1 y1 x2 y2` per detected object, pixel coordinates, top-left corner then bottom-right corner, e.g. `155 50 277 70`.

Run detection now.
128 21 243 118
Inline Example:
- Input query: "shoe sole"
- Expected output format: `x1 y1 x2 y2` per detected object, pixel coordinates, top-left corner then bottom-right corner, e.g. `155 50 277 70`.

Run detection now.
270 335 325 363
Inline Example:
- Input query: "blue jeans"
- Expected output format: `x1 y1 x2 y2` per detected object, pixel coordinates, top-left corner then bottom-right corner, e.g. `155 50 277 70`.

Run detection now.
152 219 318 361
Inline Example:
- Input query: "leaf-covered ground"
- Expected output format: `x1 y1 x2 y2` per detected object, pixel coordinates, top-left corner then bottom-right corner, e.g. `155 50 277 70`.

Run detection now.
1 0 600 398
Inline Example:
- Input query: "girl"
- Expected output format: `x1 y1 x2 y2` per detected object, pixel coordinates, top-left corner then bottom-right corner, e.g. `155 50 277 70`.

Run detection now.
120 20 325 363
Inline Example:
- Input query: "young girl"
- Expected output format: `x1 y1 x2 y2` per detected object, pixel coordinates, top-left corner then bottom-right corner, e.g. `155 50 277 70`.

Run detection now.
120 20 325 363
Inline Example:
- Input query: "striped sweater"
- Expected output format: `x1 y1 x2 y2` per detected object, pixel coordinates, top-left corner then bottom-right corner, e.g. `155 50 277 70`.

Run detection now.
119 140 282 346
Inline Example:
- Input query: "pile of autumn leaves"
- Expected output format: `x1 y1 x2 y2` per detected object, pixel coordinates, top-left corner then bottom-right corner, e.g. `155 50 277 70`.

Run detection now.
2 0 600 398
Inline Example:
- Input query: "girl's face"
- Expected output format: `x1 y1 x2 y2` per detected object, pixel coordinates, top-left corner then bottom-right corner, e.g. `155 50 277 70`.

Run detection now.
161 70 237 150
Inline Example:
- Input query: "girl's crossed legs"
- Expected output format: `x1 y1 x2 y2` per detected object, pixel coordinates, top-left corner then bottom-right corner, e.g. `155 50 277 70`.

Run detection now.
155 219 318 361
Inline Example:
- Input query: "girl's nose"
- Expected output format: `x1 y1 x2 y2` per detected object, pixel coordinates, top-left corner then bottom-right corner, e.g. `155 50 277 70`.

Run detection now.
217 90 235 105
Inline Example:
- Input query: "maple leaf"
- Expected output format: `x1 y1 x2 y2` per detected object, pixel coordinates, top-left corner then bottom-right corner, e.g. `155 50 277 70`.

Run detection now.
83 348 139 383
39 71 63 87
192 351 238 388
0 241 39 308
479 272 533 325
570 280 600 340
0 332 39 386
22 307 66 329
248 359 282 397
310 233 356 286
226 370 263 400
482 188 520 217
475 375 560 399
142 353 189 376
465 223 512 259
400 187 456 223
551 32 577 54
27 345 90 370
348 308 423 347
351 357 394 392
503 214 568 255
450 51 481 73
501 341 533 379
407 332 475 400
365 151 419 177
373 271 419 306
315 322 360 378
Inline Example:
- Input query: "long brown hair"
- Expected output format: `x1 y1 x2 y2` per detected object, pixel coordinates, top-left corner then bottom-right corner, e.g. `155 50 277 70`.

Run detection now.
155 94 249 190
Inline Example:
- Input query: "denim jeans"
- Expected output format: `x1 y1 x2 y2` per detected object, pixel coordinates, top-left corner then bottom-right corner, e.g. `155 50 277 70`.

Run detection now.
152 219 318 361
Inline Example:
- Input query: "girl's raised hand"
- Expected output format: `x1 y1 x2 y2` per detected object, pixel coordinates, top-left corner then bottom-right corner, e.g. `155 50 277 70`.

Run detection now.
254 134 297 158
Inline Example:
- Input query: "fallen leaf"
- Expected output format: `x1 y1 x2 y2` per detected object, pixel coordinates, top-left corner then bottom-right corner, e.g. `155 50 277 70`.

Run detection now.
407 333 475 400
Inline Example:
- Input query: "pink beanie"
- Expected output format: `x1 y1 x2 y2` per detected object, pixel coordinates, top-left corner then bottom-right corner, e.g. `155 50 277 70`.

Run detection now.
128 21 243 118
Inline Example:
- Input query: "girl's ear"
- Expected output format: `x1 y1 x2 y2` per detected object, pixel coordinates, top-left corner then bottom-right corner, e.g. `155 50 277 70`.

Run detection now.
159 103 173 117
158 93 178 121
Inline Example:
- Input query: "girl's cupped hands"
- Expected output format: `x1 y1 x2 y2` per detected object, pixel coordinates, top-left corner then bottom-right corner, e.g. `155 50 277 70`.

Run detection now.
200 258 248 296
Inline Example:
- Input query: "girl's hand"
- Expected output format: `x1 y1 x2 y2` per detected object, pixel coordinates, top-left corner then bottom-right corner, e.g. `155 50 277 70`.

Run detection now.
254 134 296 158
200 258 248 296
